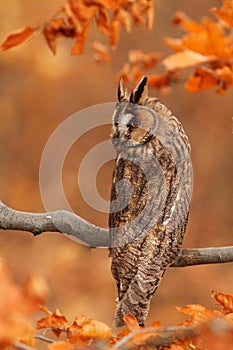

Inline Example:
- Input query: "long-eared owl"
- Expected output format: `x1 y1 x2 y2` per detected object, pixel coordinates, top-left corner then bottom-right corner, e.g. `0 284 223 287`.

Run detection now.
109 77 193 327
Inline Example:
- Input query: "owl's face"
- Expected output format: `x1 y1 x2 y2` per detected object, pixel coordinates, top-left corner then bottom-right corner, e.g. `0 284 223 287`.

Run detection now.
112 102 157 145
112 76 159 147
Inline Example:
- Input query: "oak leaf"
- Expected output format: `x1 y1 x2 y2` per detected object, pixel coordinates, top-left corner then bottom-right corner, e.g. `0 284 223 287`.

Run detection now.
93 41 111 62
67 319 90 345
81 319 112 339
186 67 218 92
148 71 181 90
163 50 214 70
129 50 162 69
211 0 233 27
117 9 132 33
37 307 68 336
0 26 38 52
172 11 204 33
176 304 207 316
108 17 121 49
211 290 233 313
43 18 76 55
95 7 110 36
71 25 89 55
0 260 38 348
48 341 74 350
123 313 141 331
67 317 112 345
163 37 184 52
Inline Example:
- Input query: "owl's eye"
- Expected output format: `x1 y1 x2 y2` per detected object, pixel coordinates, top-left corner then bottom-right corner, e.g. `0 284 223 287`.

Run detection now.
128 116 140 129
114 122 119 127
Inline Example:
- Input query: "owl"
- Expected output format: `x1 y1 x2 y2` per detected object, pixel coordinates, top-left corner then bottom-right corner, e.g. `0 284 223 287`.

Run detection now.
109 77 193 327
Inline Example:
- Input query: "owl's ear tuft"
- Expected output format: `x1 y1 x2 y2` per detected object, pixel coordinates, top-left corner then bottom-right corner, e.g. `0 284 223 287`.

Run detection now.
129 90 134 103
118 79 125 102
131 76 148 104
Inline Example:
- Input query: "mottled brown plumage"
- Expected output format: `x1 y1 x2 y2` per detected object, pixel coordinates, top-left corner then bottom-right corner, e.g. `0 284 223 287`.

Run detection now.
109 77 193 327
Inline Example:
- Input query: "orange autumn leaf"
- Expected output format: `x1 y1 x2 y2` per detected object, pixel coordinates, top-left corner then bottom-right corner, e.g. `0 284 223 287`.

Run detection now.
67 319 90 345
163 37 184 52
150 320 163 328
123 313 141 331
176 304 207 316
177 304 223 330
67 0 97 27
48 341 73 350
172 11 204 33
167 8 233 60
16 323 35 348
81 319 112 339
117 9 132 33
37 308 68 336
161 2 233 94
178 18 232 58
23 275 50 309
67 318 112 345
43 17 76 55
118 62 143 85
1 1 154 57
169 345 187 350
163 50 213 70
71 26 89 55
148 74 171 89
176 303 223 328
116 327 131 338
0 259 41 348
34 290 233 349
148 71 181 90
146 2 155 30
216 65 233 84
129 50 162 69
0 26 38 52
129 0 154 29
204 18 232 59
108 17 121 49
211 290 233 313
211 0 233 27
39 305 51 315
186 67 218 92
93 41 111 62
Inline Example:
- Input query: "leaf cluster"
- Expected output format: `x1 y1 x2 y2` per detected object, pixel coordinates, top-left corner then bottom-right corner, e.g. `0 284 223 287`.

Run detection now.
0 0 153 57
1 258 232 349
1 1 232 93
35 291 233 350
121 1 233 94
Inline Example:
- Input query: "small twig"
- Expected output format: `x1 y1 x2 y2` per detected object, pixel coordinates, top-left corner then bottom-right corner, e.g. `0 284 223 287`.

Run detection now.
112 326 195 350
13 342 38 350
34 335 54 343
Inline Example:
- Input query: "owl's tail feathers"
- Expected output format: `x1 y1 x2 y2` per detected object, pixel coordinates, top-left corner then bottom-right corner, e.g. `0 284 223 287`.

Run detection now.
113 296 150 328
113 275 161 328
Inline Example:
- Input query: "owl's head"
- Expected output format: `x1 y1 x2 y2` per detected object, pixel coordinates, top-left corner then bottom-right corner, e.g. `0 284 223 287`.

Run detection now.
112 77 158 146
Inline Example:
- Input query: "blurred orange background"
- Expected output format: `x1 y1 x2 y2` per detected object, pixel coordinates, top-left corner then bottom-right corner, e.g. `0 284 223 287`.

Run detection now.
0 0 232 333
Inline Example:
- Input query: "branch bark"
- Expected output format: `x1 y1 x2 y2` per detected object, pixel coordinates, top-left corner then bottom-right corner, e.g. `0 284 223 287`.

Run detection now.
0 201 109 247
0 201 232 267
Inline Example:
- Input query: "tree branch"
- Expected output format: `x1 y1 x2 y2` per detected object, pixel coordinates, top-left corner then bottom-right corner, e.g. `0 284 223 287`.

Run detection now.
0 201 232 267
0 201 109 247
171 246 233 267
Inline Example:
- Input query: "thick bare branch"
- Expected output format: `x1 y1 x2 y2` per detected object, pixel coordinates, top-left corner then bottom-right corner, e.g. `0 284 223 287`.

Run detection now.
0 201 232 267
0 201 109 247
171 246 233 267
